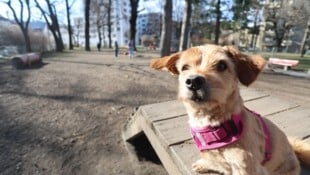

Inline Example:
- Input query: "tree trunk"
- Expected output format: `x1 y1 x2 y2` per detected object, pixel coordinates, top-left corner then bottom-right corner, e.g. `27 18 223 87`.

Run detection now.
34 0 64 52
160 0 173 56
214 0 221 45
300 18 310 57
108 0 112 48
6 0 32 52
66 0 73 50
20 27 32 52
275 30 283 51
48 26 63 52
250 9 259 48
129 0 139 51
102 25 106 47
85 0 91 51
179 0 192 51
56 35 64 51
274 18 286 52
56 29 65 51
97 24 102 45
53 4 64 51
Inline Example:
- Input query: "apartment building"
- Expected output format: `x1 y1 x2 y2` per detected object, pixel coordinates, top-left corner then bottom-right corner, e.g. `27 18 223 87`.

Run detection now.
72 0 131 48
136 12 161 45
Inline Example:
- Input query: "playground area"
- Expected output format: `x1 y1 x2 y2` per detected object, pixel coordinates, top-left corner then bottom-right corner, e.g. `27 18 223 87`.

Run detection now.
0 50 310 175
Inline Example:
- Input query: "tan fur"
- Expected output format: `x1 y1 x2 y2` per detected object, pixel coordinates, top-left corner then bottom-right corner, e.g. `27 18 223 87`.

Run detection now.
150 44 310 174
289 138 310 167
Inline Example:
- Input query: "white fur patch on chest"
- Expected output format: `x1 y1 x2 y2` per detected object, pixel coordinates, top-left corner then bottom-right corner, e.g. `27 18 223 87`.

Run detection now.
188 113 222 128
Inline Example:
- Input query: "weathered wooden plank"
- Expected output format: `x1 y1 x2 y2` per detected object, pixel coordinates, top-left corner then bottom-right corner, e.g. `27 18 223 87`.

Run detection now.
141 100 186 122
136 109 183 175
267 107 310 139
170 141 310 175
153 115 191 146
169 142 202 175
244 96 299 116
240 88 269 102
140 88 268 123
153 96 301 147
122 109 143 141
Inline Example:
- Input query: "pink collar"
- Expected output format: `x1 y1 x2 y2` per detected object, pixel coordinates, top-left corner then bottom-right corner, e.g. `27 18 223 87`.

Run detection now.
190 113 243 151
190 109 271 165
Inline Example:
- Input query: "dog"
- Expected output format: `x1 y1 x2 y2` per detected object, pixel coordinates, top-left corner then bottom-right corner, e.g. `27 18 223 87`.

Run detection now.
150 44 310 175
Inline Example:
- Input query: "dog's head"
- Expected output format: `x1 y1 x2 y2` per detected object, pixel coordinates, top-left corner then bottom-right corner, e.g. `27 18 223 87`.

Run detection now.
150 45 265 119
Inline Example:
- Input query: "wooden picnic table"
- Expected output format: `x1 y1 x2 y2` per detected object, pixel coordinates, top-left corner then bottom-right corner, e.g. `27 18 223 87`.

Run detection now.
123 88 310 175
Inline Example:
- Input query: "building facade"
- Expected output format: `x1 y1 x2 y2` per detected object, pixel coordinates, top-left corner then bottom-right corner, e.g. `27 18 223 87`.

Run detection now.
136 12 161 45
71 0 131 48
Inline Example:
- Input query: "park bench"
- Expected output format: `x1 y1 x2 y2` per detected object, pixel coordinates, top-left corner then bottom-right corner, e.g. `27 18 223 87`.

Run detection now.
123 88 310 175
267 58 299 71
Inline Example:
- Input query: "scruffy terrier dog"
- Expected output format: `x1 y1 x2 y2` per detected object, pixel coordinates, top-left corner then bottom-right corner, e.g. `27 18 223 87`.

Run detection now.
150 45 310 175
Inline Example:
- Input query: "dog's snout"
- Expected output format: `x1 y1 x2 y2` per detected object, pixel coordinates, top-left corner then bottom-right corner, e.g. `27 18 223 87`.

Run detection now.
186 75 205 91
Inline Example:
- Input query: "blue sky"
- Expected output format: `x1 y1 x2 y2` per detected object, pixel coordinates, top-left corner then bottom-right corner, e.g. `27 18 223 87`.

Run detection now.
0 0 83 23
0 0 163 23
0 0 238 24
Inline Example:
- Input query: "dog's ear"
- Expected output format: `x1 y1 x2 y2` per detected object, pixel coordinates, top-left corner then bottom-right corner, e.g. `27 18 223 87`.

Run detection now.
223 46 266 86
150 52 181 75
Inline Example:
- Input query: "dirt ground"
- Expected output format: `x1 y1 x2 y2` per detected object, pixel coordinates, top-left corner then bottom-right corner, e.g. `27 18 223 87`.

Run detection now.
0 50 309 175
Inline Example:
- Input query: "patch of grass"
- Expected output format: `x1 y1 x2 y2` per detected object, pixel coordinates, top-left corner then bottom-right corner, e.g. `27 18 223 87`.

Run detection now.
258 52 310 71
0 57 10 64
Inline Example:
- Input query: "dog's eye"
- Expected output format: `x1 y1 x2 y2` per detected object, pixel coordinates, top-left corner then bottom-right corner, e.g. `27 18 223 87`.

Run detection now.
216 60 228 72
181 65 190 71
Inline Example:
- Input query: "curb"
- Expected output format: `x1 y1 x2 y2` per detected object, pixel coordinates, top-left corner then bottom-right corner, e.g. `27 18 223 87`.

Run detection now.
263 68 310 79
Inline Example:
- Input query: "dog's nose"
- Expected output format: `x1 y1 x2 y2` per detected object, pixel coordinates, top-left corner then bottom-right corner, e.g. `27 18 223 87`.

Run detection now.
185 75 205 91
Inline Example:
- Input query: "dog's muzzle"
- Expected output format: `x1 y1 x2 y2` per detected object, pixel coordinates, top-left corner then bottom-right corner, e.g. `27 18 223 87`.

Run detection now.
185 75 208 102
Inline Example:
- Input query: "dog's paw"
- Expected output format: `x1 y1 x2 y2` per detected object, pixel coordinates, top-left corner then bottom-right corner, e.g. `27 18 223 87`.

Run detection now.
192 159 209 173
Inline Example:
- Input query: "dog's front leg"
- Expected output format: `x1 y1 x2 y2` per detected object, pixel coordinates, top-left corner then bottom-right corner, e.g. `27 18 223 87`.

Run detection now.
224 149 269 175
192 158 232 174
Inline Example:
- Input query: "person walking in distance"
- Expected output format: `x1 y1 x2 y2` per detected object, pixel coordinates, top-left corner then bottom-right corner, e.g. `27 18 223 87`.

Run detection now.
114 41 119 57
97 42 101 51
127 40 134 59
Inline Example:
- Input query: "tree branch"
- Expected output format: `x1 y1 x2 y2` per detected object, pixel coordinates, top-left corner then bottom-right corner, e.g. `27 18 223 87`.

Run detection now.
34 0 52 28
18 0 24 26
69 0 77 9
6 0 22 26
25 0 31 28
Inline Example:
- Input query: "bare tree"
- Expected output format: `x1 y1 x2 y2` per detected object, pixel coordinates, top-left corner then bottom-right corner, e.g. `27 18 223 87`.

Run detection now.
190 1 212 44
300 19 310 57
5 0 32 52
129 0 139 50
35 0 64 52
289 0 310 56
0 25 49 52
172 0 184 42
84 0 91 51
214 0 221 45
90 0 113 48
73 17 83 46
263 0 310 52
179 0 192 51
160 0 173 56
107 0 112 48
91 0 103 46
66 0 76 50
